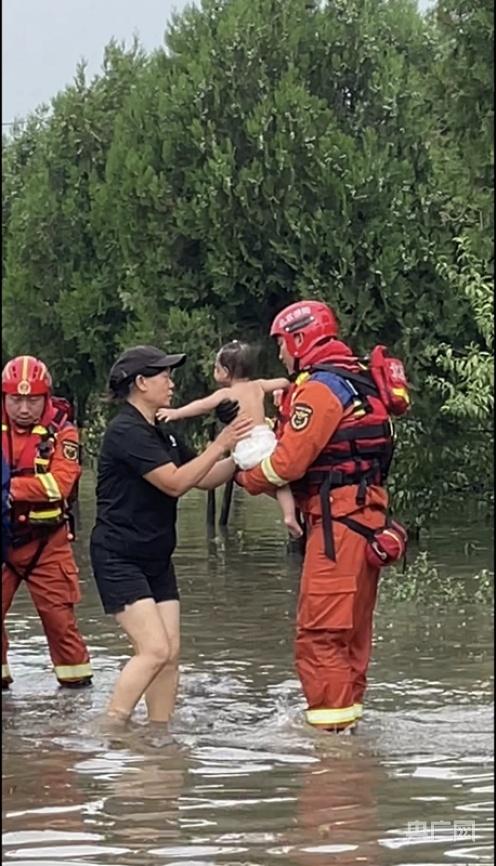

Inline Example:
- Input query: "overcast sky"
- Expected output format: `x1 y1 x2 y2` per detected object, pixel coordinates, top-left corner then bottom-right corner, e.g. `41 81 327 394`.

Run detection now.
3 0 432 124
2 0 190 123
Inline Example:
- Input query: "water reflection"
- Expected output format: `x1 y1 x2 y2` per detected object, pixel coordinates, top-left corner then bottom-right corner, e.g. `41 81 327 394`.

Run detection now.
2 486 493 866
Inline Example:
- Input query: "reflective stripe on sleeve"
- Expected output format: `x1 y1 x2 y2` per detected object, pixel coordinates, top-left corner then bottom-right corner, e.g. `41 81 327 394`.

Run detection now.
38 472 62 501
260 457 287 487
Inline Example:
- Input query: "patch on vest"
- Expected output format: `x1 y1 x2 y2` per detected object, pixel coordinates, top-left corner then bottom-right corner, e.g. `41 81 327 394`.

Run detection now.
290 403 313 431
62 441 79 462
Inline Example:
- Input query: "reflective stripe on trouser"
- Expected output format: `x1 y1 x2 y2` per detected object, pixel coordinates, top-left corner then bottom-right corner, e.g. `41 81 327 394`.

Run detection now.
305 703 363 727
2 527 92 684
295 513 381 727
2 663 13 683
306 705 358 727
54 663 93 682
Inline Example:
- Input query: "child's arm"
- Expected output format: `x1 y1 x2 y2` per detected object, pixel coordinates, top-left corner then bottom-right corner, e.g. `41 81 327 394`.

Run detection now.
257 377 291 394
157 389 229 422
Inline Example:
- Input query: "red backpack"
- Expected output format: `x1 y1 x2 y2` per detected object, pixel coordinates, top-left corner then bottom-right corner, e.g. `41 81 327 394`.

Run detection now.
304 346 411 564
50 396 75 425
367 345 410 417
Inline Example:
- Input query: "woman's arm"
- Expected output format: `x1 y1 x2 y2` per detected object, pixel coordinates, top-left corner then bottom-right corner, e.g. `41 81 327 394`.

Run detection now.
144 417 251 497
157 389 229 422
196 457 235 490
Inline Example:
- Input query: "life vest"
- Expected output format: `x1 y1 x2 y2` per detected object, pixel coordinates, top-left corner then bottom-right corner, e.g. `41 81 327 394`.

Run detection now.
1 397 76 545
299 364 394 497
283 340 409 561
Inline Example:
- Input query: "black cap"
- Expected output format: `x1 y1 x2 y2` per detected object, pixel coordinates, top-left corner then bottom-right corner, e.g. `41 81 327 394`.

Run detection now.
109 345 186 392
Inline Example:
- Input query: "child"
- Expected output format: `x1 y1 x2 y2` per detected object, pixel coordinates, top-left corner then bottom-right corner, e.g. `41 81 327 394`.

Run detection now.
157 341 302 538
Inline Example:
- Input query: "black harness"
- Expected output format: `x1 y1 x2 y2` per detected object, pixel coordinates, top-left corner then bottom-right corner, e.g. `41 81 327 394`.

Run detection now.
299 364 394 560
3 407 77 579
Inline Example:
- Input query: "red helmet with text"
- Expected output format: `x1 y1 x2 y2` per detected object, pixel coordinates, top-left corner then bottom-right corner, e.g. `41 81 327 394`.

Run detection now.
270 301 339 363
2 355 52 396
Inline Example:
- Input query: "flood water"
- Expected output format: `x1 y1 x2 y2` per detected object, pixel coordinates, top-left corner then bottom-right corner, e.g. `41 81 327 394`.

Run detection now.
2 477 494 866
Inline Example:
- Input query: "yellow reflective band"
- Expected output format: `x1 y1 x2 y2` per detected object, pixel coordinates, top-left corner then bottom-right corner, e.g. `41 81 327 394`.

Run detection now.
260 456 287 487
392 386 410 403
28 508 63 521
38 472 62 501
2 664 12 681
32 425 48 436
296 372 310 386
54 663 93 680
353 703 363 719
35 458 50 466
306 705 358 726
21 355 29 381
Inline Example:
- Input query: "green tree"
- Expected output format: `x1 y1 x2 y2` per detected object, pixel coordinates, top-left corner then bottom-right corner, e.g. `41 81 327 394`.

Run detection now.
1 0 492 526
2 41 146 421
427 0 493 262
427 238 493 421
102 0 475 402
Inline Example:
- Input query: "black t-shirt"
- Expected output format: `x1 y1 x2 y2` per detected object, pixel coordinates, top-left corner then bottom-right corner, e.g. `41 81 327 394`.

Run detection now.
91 403 195 561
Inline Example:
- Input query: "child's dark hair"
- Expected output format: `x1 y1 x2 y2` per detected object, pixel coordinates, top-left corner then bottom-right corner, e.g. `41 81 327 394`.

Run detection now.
216 341 259 379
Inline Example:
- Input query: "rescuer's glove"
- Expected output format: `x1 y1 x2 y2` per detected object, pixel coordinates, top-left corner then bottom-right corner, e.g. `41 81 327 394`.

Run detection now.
216 399 240 424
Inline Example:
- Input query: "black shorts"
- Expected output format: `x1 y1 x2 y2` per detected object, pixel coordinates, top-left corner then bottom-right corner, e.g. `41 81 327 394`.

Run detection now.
90 542 180 615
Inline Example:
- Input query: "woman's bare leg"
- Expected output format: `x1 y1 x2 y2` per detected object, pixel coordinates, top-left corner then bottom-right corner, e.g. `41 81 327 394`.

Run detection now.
142 600 180 723
106 598 171 721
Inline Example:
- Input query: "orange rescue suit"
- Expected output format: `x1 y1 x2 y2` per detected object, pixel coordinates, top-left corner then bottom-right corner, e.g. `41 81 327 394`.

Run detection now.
2 406 92 687
237 374 388 730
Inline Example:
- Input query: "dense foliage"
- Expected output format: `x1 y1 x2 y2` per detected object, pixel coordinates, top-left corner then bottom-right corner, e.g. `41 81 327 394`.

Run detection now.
2 0 493 528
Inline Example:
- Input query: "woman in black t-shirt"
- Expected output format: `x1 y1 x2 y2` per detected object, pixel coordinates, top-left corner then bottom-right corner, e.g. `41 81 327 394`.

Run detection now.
90 345 251 733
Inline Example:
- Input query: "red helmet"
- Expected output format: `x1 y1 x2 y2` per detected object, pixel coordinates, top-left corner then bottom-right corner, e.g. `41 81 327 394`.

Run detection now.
2 355 52 396
270 300 339 362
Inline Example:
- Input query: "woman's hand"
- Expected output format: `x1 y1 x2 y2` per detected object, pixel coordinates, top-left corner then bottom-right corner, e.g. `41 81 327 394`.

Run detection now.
272 389 284 408
214 414 253 452
156 407 179 423
145 415 253 497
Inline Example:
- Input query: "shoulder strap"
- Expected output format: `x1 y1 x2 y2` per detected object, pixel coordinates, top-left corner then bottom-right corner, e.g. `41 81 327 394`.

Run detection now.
311 363 379 396
51 408 68 431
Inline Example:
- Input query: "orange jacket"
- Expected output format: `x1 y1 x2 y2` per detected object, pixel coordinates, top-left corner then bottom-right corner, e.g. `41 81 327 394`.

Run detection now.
237 375 388 517
4 423 81 505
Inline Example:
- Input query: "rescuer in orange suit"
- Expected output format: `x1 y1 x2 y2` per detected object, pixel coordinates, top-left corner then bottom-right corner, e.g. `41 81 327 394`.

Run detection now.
236 301 395 732
2 355 92 689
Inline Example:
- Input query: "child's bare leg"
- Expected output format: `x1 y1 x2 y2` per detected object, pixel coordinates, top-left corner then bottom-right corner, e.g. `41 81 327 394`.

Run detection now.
276 486 303 538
